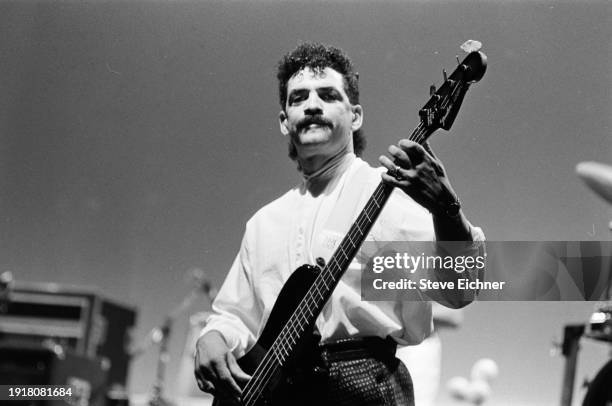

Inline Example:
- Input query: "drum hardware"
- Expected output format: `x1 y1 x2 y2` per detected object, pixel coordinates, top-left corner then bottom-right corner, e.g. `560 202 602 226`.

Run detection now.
556 164 612 405
558 162 612 406
557 305 612 406
585 307 612 343
558 324 586 406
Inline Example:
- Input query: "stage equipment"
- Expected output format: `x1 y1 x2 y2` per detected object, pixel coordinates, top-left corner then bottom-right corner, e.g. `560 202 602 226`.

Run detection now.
131 268 215 406
576 162 612 205
0 281 137 390
558 305 612 406
0 341 109 406
558 161 612 405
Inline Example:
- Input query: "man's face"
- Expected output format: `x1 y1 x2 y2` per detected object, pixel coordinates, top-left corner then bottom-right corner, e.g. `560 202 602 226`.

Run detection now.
279 67 362 161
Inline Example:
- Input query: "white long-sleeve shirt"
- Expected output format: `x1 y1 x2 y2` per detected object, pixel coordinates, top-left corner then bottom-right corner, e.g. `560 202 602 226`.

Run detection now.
202 153 484 358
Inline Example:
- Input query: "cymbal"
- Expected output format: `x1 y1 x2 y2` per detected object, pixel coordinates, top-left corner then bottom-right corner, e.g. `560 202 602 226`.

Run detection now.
576 161 612 205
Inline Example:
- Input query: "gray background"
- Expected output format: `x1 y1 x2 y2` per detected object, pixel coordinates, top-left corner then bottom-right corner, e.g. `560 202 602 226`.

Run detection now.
1 1 610 405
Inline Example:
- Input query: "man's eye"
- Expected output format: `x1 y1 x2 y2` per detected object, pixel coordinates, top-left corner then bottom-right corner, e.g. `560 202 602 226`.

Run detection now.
320 91 340 101
289 94 305 104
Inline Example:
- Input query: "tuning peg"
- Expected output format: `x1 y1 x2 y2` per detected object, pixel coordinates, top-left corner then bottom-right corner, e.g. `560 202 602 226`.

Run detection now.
443 68 448 82
430 84 436 96
456 56 460 65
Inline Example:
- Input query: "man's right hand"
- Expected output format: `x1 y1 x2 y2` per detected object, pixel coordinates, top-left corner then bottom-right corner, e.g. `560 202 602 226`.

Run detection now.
194 330 251 404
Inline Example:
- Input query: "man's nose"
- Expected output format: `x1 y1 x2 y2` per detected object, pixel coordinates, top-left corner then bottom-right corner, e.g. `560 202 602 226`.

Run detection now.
304 93 323 116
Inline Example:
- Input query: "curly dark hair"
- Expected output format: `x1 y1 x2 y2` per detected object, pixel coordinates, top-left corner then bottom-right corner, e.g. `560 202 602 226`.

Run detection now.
276 42 366 159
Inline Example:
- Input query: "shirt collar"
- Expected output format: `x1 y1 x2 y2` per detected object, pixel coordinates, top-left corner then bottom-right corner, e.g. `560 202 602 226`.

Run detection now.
302 152 355 189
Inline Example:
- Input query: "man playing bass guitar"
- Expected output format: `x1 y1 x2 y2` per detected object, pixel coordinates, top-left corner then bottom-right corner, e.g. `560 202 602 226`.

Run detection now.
195 42 485 406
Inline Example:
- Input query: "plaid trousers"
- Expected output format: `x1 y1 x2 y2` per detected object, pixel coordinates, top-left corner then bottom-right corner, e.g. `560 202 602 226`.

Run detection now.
291 337 415 406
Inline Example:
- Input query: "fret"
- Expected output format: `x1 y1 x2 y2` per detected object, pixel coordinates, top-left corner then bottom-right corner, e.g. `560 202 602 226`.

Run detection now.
306 306 314 317
311 286 325 307
297 312 308 327
347 233 356 247
275 350 284 365
276 339 291 359
305 293 316 310
339 245 349 260
298 310 309 326
281 331 297 348
354 222 363 236
272 347 283 364
276 342 288 359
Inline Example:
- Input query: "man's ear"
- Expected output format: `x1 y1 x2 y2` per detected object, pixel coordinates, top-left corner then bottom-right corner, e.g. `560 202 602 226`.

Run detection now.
351 104 363 132
279 110 289 136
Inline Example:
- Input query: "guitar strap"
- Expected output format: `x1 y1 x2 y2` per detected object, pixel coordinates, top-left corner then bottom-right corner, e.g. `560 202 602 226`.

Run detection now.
312 161 376 264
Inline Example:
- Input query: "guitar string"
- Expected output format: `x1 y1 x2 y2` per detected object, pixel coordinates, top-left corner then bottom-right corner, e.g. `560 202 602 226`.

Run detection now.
241 78 467 403
241 121 432 405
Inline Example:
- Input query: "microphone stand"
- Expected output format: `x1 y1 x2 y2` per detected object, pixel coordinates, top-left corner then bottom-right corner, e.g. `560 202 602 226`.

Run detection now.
149 316 173 406
141 274 215 406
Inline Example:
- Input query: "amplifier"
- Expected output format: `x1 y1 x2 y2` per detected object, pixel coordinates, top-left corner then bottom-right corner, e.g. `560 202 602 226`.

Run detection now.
0 341 109 406
0 282 137 388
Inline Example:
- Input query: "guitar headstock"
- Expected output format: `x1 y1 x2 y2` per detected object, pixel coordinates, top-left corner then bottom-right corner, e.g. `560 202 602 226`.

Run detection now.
460 51 488 83
417 47 487 137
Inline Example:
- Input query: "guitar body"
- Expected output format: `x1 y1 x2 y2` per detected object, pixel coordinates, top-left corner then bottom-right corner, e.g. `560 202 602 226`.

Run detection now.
213 264 321 406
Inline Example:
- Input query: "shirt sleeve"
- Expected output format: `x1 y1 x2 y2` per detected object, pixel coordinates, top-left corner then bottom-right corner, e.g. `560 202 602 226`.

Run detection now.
199 228 263 358
375 187 486 309
425 223 486 308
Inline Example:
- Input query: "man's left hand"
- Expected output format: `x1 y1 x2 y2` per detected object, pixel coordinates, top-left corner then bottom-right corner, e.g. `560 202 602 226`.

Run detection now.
379 139 459 215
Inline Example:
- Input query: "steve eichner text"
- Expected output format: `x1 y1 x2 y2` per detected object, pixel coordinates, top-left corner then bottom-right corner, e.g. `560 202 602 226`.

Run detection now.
371 252 486 274
372 278 505 291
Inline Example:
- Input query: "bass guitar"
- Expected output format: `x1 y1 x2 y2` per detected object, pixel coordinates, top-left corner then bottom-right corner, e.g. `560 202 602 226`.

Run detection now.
215 43 487 406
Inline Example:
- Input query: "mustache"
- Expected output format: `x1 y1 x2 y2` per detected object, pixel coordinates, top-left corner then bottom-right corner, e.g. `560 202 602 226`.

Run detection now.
296 116 333 132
